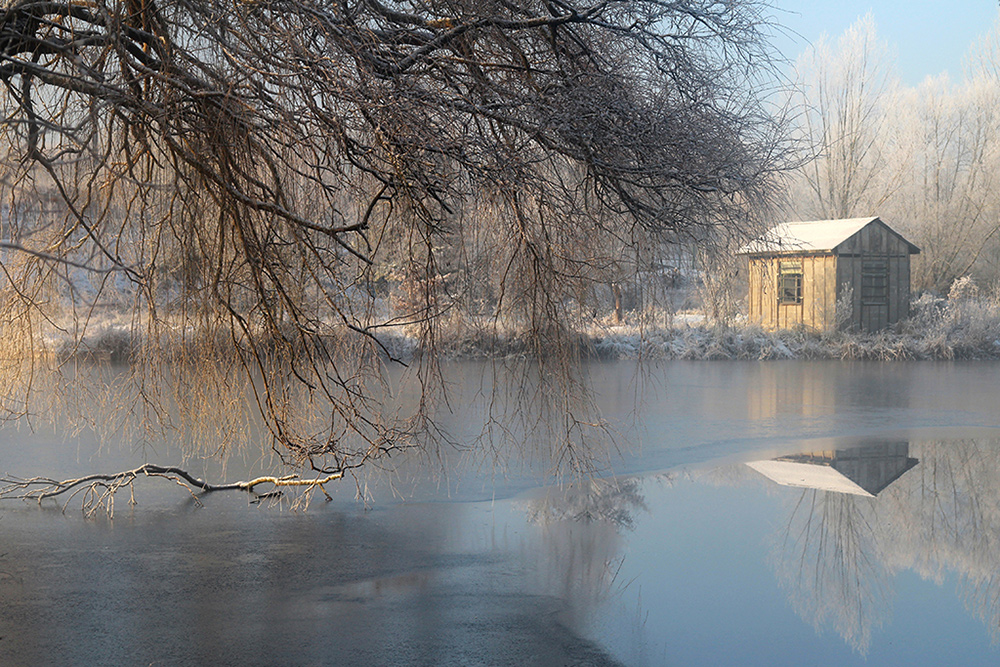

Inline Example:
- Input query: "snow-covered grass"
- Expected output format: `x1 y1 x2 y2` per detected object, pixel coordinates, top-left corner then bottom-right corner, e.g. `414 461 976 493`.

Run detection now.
374 277 1000 362
577 282 1000 361
39 277 1000 364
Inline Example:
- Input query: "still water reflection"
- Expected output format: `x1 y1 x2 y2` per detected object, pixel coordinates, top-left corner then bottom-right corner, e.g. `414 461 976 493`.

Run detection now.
2 361 1000 665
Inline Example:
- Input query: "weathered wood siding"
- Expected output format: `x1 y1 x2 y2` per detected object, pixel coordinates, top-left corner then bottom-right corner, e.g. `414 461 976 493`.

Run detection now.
833 220 912 331
747 254 837 331
746 257 771 326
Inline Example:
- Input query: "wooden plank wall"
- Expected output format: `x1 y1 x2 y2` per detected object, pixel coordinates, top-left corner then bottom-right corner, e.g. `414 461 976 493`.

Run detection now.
748 255 836 331
747 220 913 332
804 255 837 331
835 255 860 329
747 257 771 326
833 221 912 331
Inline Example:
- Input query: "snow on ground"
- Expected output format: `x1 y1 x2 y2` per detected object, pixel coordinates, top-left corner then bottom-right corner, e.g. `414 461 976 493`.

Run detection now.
36 279 1000 363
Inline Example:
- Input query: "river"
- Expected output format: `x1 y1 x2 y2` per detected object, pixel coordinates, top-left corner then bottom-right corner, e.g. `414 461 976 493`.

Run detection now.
2 360 1000 665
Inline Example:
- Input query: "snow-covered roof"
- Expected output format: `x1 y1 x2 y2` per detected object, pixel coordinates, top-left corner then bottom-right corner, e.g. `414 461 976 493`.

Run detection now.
747 449 918 497
739 216 915 255
746 459 877 497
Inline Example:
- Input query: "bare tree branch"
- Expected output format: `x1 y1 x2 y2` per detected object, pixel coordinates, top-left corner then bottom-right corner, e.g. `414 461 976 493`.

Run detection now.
0 0 793 475
0 463 345 516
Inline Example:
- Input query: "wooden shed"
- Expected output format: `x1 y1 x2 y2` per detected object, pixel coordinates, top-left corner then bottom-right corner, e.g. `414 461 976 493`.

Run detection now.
740 217 920 331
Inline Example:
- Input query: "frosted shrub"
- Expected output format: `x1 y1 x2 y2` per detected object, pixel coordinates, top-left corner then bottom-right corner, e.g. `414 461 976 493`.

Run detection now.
930 277 1000 358
909 292 946 329
367 281 1000 362
948 275 980 302
834 285 855 332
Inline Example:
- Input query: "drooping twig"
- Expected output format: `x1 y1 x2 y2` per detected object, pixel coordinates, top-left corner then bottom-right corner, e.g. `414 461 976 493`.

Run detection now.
0 464 344 517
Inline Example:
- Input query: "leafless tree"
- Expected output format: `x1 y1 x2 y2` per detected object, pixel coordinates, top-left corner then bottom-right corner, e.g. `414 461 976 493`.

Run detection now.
884 74 1000 291
786 13 902 221
786 14 1000 292
0 0 792 479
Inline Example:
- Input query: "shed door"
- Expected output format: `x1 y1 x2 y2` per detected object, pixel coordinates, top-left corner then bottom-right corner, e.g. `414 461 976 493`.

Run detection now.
860 258 889 330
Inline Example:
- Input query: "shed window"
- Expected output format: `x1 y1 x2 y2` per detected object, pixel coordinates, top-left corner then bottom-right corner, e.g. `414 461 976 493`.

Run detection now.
778 261 803 305
861 259 888 304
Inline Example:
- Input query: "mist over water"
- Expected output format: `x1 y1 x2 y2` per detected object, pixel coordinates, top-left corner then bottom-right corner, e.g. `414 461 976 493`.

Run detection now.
2 360 1000 665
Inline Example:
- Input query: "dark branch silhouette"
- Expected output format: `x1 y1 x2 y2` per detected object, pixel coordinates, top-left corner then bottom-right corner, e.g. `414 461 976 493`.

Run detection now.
0 0 792 474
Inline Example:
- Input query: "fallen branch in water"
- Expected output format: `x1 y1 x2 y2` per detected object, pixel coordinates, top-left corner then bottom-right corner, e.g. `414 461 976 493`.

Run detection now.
0 464 344 517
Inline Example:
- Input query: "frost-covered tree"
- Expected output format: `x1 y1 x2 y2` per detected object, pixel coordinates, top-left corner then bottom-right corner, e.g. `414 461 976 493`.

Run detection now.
787 13 901 221
884 74 1000 291
0 0 794 476
786 13 1000 292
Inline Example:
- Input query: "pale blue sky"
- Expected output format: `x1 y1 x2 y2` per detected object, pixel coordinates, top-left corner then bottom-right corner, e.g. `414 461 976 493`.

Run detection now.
771 2 999 85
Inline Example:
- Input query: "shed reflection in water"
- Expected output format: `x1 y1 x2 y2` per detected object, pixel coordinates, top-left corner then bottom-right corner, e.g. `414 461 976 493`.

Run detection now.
529 438 1000 660
747 442 918 497
747 441 921 652
745 438 1000 655
7 358 1000 665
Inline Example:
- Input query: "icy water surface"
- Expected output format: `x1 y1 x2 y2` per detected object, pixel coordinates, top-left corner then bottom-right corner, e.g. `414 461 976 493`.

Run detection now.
2 361 1000 665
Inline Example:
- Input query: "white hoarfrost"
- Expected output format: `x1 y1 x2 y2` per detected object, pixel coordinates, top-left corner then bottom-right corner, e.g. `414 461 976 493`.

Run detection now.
42 277 1000 363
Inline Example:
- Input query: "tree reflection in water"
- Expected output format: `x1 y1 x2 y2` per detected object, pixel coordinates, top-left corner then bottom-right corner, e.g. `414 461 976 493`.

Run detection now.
888 440 1000 644
505 439 1000 657
747 442 916 653
519 476 653 626
748 439 1000 653
774 487 892 653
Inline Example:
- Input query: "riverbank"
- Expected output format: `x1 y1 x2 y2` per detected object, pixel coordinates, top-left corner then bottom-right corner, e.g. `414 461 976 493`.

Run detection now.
372 321 1000 362
47 284 1000 364
373 288 1000 361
